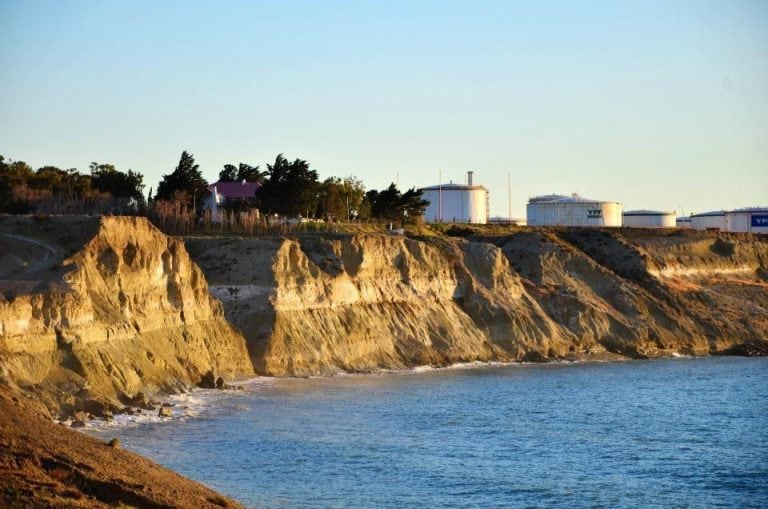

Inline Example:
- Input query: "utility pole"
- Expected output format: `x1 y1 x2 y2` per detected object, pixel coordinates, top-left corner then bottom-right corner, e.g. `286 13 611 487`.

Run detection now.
507 171 512 223
438 169 442 223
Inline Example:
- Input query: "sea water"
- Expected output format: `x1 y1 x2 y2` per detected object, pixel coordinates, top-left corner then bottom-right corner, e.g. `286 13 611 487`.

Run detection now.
86 357 768 508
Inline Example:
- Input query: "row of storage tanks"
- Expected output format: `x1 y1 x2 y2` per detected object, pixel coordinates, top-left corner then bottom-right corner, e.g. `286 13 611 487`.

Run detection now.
525 194 768 233
419 173 767 233
676 209 768 233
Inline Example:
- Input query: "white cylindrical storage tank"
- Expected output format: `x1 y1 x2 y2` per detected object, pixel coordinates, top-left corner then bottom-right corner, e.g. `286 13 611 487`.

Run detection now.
724 207 768 233
526 194 623 227
676 217 692 229
622 210 676 228
421 183 489 224
690 210 726 231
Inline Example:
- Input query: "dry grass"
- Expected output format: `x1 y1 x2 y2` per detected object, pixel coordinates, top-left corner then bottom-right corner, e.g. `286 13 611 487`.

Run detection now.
149 201 395 237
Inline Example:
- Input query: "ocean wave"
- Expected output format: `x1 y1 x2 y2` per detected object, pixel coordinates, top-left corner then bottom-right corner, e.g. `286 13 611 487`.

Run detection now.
412 360 512 373
81 376 276 432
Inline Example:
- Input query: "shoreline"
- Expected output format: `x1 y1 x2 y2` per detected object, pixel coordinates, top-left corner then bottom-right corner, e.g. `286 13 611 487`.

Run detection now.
75 351 758 432
0 385 244 509
68 356 768 508
2 349 764 507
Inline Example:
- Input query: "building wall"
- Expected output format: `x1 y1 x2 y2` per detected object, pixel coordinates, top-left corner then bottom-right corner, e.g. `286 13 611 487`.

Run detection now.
423 188 488 223
623 213 676 228
691 214 725 231
676 218 692 229
526 201 623 227
725 211 768 233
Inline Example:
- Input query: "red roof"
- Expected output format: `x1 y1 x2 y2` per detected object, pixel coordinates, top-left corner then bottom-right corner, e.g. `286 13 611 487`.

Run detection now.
209 181 260 198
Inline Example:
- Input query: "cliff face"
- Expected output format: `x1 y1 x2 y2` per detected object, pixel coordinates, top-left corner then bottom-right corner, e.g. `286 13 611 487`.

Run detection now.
0 216 253 414
188 236 507 375
489 231 707 358
557 229 768 352
2 217 765 399
188 230 768 376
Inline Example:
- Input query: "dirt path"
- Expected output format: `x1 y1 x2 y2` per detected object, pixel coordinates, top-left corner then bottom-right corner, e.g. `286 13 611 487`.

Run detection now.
0 232 63 275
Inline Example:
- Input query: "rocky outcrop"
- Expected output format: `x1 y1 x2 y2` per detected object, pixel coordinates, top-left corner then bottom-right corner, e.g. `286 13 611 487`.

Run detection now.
0 216 253 416
188 235 509 375
188 229 768 376
0 386 243 508
553 228 768 352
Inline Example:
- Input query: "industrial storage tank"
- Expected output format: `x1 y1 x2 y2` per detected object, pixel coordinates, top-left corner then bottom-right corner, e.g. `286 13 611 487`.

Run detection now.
724 207 768 233
690 210 726 231
421 171 489 224
622 210 676 228
526 193 622 227
676 217 692 229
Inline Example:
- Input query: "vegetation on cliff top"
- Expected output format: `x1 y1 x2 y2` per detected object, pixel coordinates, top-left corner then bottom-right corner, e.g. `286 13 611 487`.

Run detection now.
0 151 429 231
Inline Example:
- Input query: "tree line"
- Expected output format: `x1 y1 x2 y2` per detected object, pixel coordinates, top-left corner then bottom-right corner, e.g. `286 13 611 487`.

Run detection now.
0 156 145 214
0 151 427 223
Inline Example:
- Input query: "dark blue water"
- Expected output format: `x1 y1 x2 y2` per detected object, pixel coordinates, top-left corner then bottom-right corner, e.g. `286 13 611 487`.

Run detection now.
89 358 768 508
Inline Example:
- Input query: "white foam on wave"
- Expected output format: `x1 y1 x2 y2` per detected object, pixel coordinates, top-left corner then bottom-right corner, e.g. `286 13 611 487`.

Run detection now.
81 376 276 432
398 360 516 375
415 360 515 372
321 360 518 379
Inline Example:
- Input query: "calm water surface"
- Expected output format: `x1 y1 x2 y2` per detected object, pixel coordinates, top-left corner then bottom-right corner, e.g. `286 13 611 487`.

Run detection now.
90 357 768 508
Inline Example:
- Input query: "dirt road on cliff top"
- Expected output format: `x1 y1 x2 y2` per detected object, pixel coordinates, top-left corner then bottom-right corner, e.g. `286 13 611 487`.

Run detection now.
0 232 63 277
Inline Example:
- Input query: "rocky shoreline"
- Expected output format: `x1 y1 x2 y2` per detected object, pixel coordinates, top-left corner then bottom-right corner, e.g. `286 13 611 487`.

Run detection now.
0 386 243 508
1 215 767 506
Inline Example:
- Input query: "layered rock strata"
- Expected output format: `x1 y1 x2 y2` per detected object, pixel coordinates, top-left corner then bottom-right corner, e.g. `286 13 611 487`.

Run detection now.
0 216 253 415
186 229 768 376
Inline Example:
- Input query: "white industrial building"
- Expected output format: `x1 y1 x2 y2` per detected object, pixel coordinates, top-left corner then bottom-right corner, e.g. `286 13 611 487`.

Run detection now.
676 217 692 229
421 172 489 224
724 207 768 234
690 210 726 231
526 193 623 227
622 210 676 228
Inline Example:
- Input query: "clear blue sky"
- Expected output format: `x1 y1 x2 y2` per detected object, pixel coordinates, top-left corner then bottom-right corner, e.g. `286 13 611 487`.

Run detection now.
1 0 766 217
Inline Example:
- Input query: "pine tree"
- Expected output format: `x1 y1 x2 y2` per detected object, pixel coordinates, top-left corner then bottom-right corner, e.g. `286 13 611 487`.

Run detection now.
218 163 266 183
258 154 319 216
218 164 238 182
155 151 208 204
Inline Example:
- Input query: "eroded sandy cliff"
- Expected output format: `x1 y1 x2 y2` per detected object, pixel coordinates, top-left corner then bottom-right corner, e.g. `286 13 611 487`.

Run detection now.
2 217 765 403
0 216 253 415
187 228 768 376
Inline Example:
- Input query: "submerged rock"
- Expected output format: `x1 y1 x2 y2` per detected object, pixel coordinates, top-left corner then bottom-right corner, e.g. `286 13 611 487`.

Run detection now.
719 339 768 357
198 370 217 389
72 411 89 422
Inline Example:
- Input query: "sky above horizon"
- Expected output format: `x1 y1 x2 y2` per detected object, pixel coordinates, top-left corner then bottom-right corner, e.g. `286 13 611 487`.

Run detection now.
1 0 766 218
